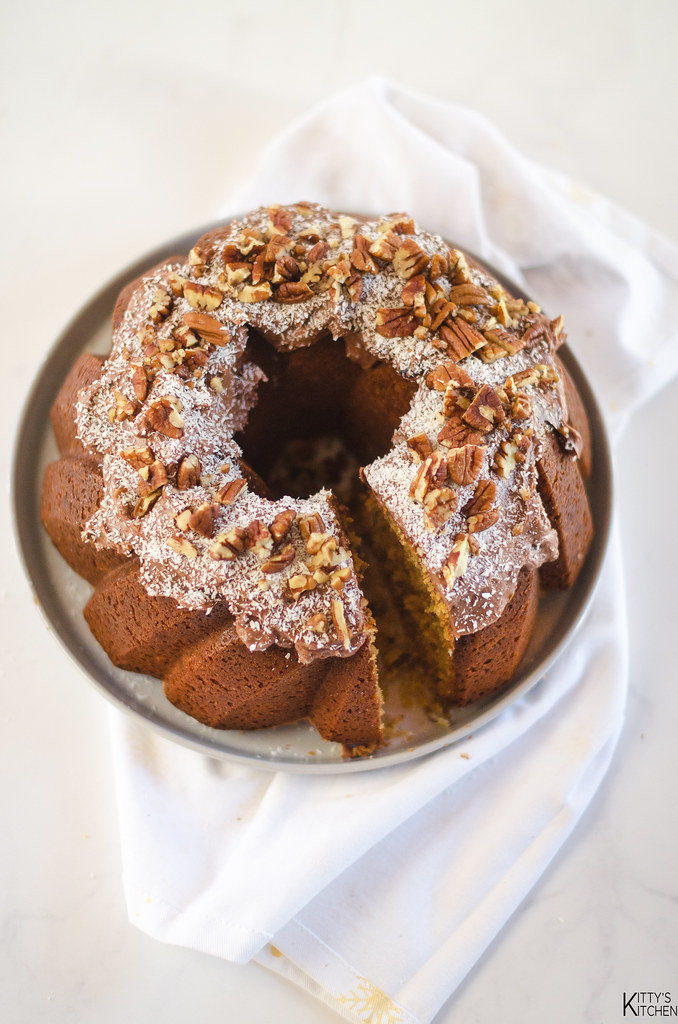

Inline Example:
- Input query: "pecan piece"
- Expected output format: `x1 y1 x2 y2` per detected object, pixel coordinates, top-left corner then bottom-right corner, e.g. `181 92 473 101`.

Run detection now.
350 234 378 274
331 598 352 649
184 281 223 312
406 433 433 463
467 510 500 533
148 285 172 323
329 566 352 591
369 229 401 262
306 612 327 634
120 446 154 470
429 252 449 281
131 488 162 519
130 363 149 402
238 282 272 303
410 451 448 502
145 398 184 439
462 478 497 518
245 520 274 560
442 533 471 586
376 307 419 338
298 512 325 546
270 509 297 542
176 454 202 490
216 478 247 505
167 536 198 558
138 459 169 495
209 527 247 561
447 444 485 486
463 385 506 433
447 283 493 306
438 319 486 361
275 280 313 303
423 487 457 532
188 502 218 538
181 311 231 346
425 360 475 392
288 573 317 600
261 543 296 574
437 414 484 449
392 238 429 279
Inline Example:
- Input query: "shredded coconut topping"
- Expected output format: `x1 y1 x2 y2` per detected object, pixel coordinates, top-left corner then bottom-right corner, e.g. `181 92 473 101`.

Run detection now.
76 203 570 658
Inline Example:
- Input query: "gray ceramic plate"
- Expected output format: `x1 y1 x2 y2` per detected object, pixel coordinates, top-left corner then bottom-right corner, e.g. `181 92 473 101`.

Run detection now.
12 225 613 773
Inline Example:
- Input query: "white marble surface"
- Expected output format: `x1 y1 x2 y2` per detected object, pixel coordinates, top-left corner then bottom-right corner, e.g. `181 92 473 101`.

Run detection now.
2 2 677 1021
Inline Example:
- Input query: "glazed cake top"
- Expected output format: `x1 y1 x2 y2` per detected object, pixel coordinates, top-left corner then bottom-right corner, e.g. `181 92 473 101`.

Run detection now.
76 202 575 661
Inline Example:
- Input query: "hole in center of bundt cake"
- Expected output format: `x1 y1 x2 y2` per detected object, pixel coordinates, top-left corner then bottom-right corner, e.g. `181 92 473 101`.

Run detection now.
235 331 417 503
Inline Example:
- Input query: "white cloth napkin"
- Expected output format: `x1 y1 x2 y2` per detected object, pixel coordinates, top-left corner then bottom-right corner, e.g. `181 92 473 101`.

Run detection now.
108 79 678 1024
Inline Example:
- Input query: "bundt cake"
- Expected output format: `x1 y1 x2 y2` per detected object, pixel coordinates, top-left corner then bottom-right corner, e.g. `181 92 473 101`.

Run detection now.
41 203 593 755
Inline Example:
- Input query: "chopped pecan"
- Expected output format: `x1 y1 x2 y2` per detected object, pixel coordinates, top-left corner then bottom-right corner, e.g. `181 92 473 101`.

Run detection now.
329 566 352 591
183 281 223 312
376 307 419 338
298 512 325 545
439 319 487 360
406 433 434 463
138 459 169 495
306 612 327 634
467 509 500 533
463 385 506 433
181 311 231 346
392 238 429 279
307 535 346 570
187 246 206 274
442 533 471 585
447 284 493 306
331 598 352 649
429 252 449 281
494 433 530 478
111 390 137 423
261 543 296 574
176 454 202 490
245 520 274 560
410 451 448 502
510 392 532 420
188 503 218 538
268 205 293 235
288 573 317 600
145 398 184 438
425 360 475 392
462 478 497 518
423 487 457 532
447 444 485 486
437 413 484 449
307 239 330 263
167 535 198 558
270 508 297 542
120 446 154 469
209 527 247 561
148 285 172 323
272 254 301 282
130 363 149 402
350 234 378 274
238 282 272 303
175 508 192 532
275 280 313 303
369 229 401 262
131 488 162 519
401 274 427 310
216 478 247 505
